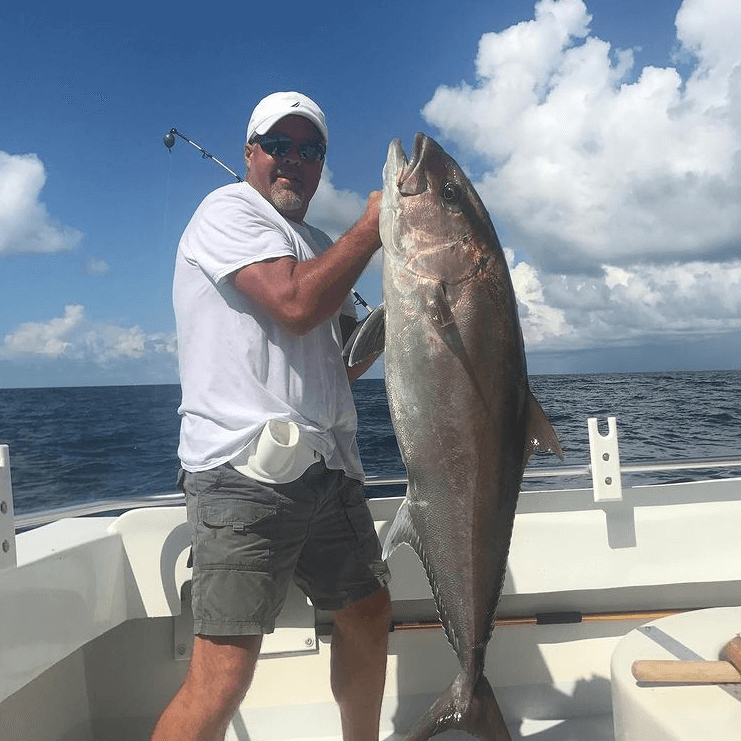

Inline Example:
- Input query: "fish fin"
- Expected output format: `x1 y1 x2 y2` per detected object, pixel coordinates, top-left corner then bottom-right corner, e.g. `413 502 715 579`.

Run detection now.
429 284 467 361
429 284 492 413
524 389 564 463
382 497 417 560
429 283 456 328
386 496 463 657
343 303 385 367
402 672 511 741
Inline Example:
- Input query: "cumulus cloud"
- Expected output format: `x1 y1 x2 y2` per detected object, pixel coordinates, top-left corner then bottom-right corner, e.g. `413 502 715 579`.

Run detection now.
0 151 83 255
506 249 570 344
509 251 741 351
424 0 741 270
421 0 741 362
85 258 109 276
3 305 85 357
1 305 176 364
306 165 383 274
581 260 741 338
307 165 367 238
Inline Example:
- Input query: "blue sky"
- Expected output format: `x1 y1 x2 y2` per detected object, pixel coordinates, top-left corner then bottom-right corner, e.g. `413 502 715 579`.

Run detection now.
1 0 740 387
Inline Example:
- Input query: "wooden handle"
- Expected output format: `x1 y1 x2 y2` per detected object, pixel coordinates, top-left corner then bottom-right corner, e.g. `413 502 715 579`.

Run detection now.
722 635 741 675
632 660 741 684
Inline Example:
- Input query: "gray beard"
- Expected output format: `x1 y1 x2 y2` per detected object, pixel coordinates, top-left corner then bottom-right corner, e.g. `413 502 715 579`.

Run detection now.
271 186 304 216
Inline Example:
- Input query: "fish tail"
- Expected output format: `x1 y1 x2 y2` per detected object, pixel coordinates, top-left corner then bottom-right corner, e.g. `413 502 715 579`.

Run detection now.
403 672 511 741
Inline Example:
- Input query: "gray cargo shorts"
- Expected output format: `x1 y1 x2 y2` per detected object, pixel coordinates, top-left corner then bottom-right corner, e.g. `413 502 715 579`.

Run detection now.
182 458 390 636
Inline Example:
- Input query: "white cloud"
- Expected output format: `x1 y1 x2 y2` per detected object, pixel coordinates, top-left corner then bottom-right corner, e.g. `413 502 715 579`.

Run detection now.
3 305 84 357
0 152 83 255
506 248 570 344
85 258 109 276
515 256 741 351
1 305 176 365
419 0 741 363
423 0 741 270
306 165 382 273
306 165 367 240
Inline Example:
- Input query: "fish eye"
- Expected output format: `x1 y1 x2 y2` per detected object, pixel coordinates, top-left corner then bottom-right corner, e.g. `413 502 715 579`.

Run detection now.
441 182 461 206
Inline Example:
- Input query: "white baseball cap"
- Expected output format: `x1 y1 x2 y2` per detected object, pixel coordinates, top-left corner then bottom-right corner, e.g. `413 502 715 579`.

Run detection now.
246 91 328 144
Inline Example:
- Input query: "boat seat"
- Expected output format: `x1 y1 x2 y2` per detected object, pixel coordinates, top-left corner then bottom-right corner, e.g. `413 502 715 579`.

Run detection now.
612 606 741 740
108 506 191 618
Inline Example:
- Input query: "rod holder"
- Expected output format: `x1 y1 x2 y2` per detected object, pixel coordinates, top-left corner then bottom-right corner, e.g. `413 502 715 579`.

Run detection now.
0 445 17 570
588 416 623 502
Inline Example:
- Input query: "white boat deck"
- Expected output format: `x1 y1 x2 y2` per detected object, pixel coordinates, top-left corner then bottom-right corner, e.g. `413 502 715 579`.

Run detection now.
2 439 741 740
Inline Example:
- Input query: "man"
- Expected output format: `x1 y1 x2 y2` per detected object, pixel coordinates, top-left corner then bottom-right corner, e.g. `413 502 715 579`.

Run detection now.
152 92 391 741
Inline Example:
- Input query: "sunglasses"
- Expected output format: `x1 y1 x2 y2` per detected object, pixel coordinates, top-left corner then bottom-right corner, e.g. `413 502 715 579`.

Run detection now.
251 133 326 162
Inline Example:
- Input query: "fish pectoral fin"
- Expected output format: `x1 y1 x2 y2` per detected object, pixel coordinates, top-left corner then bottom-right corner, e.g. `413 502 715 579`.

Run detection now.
382 497 417 560
429 284 470 365
428 283 455 328
525 389 565 463
343 303 385 367
429 284 497 420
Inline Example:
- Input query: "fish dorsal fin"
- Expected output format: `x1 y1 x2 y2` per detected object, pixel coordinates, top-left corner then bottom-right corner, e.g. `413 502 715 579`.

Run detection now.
344 303 385 367
525 389 564 464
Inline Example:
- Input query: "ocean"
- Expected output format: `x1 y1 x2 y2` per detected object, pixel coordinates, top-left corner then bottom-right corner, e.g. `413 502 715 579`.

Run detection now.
1 370 740 516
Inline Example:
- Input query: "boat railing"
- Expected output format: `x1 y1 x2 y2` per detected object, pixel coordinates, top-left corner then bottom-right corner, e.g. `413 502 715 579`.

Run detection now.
8 455 741 532
366 456 741 484
13 493 186 531
3 412 741 536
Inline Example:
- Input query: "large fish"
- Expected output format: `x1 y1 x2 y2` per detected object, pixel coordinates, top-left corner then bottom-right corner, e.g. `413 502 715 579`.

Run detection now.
348 133 563 740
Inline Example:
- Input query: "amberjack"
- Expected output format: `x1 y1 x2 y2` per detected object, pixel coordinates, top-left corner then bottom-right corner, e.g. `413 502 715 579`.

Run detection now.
348 133 563 740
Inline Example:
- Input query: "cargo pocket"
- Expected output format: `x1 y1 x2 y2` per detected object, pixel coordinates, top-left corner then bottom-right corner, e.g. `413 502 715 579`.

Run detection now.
339 483 375 546
198 500 276 572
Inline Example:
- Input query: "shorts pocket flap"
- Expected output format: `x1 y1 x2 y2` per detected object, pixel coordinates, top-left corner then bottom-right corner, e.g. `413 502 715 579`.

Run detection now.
201 502 275 530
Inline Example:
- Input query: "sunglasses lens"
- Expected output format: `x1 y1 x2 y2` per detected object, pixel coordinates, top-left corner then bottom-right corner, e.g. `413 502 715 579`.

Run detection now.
301 142 326 161
255 135 325 161
260 137 290 157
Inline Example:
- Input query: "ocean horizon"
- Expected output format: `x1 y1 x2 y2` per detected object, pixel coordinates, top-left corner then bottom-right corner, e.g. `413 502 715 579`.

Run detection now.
2 369 739 515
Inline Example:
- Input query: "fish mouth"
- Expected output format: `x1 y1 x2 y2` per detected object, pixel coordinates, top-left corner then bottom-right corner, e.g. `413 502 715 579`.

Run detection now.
381 133 433 259
385 133 428 197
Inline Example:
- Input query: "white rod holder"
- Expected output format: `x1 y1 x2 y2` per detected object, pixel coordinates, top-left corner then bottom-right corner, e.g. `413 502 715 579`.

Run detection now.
0 445 17 570
588 417 623 502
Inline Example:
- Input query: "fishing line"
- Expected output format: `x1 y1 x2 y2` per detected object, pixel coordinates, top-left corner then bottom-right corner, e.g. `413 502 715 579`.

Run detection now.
161 145 174 251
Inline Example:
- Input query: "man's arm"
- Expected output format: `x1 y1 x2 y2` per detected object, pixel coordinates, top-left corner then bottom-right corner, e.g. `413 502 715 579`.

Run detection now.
232 192 381 335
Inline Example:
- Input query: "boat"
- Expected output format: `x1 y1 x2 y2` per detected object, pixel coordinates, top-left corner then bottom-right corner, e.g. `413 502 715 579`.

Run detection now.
2 417 740 741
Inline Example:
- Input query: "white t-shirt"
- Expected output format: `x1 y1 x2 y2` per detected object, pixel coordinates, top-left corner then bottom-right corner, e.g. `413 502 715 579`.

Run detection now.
173 182 363 480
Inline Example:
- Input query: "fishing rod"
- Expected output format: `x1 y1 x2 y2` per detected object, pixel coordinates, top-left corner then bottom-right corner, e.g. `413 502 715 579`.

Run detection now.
163 127 372 313
164 128 242 182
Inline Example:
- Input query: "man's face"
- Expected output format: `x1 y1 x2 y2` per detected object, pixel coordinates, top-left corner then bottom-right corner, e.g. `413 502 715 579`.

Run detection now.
245 115 324 223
